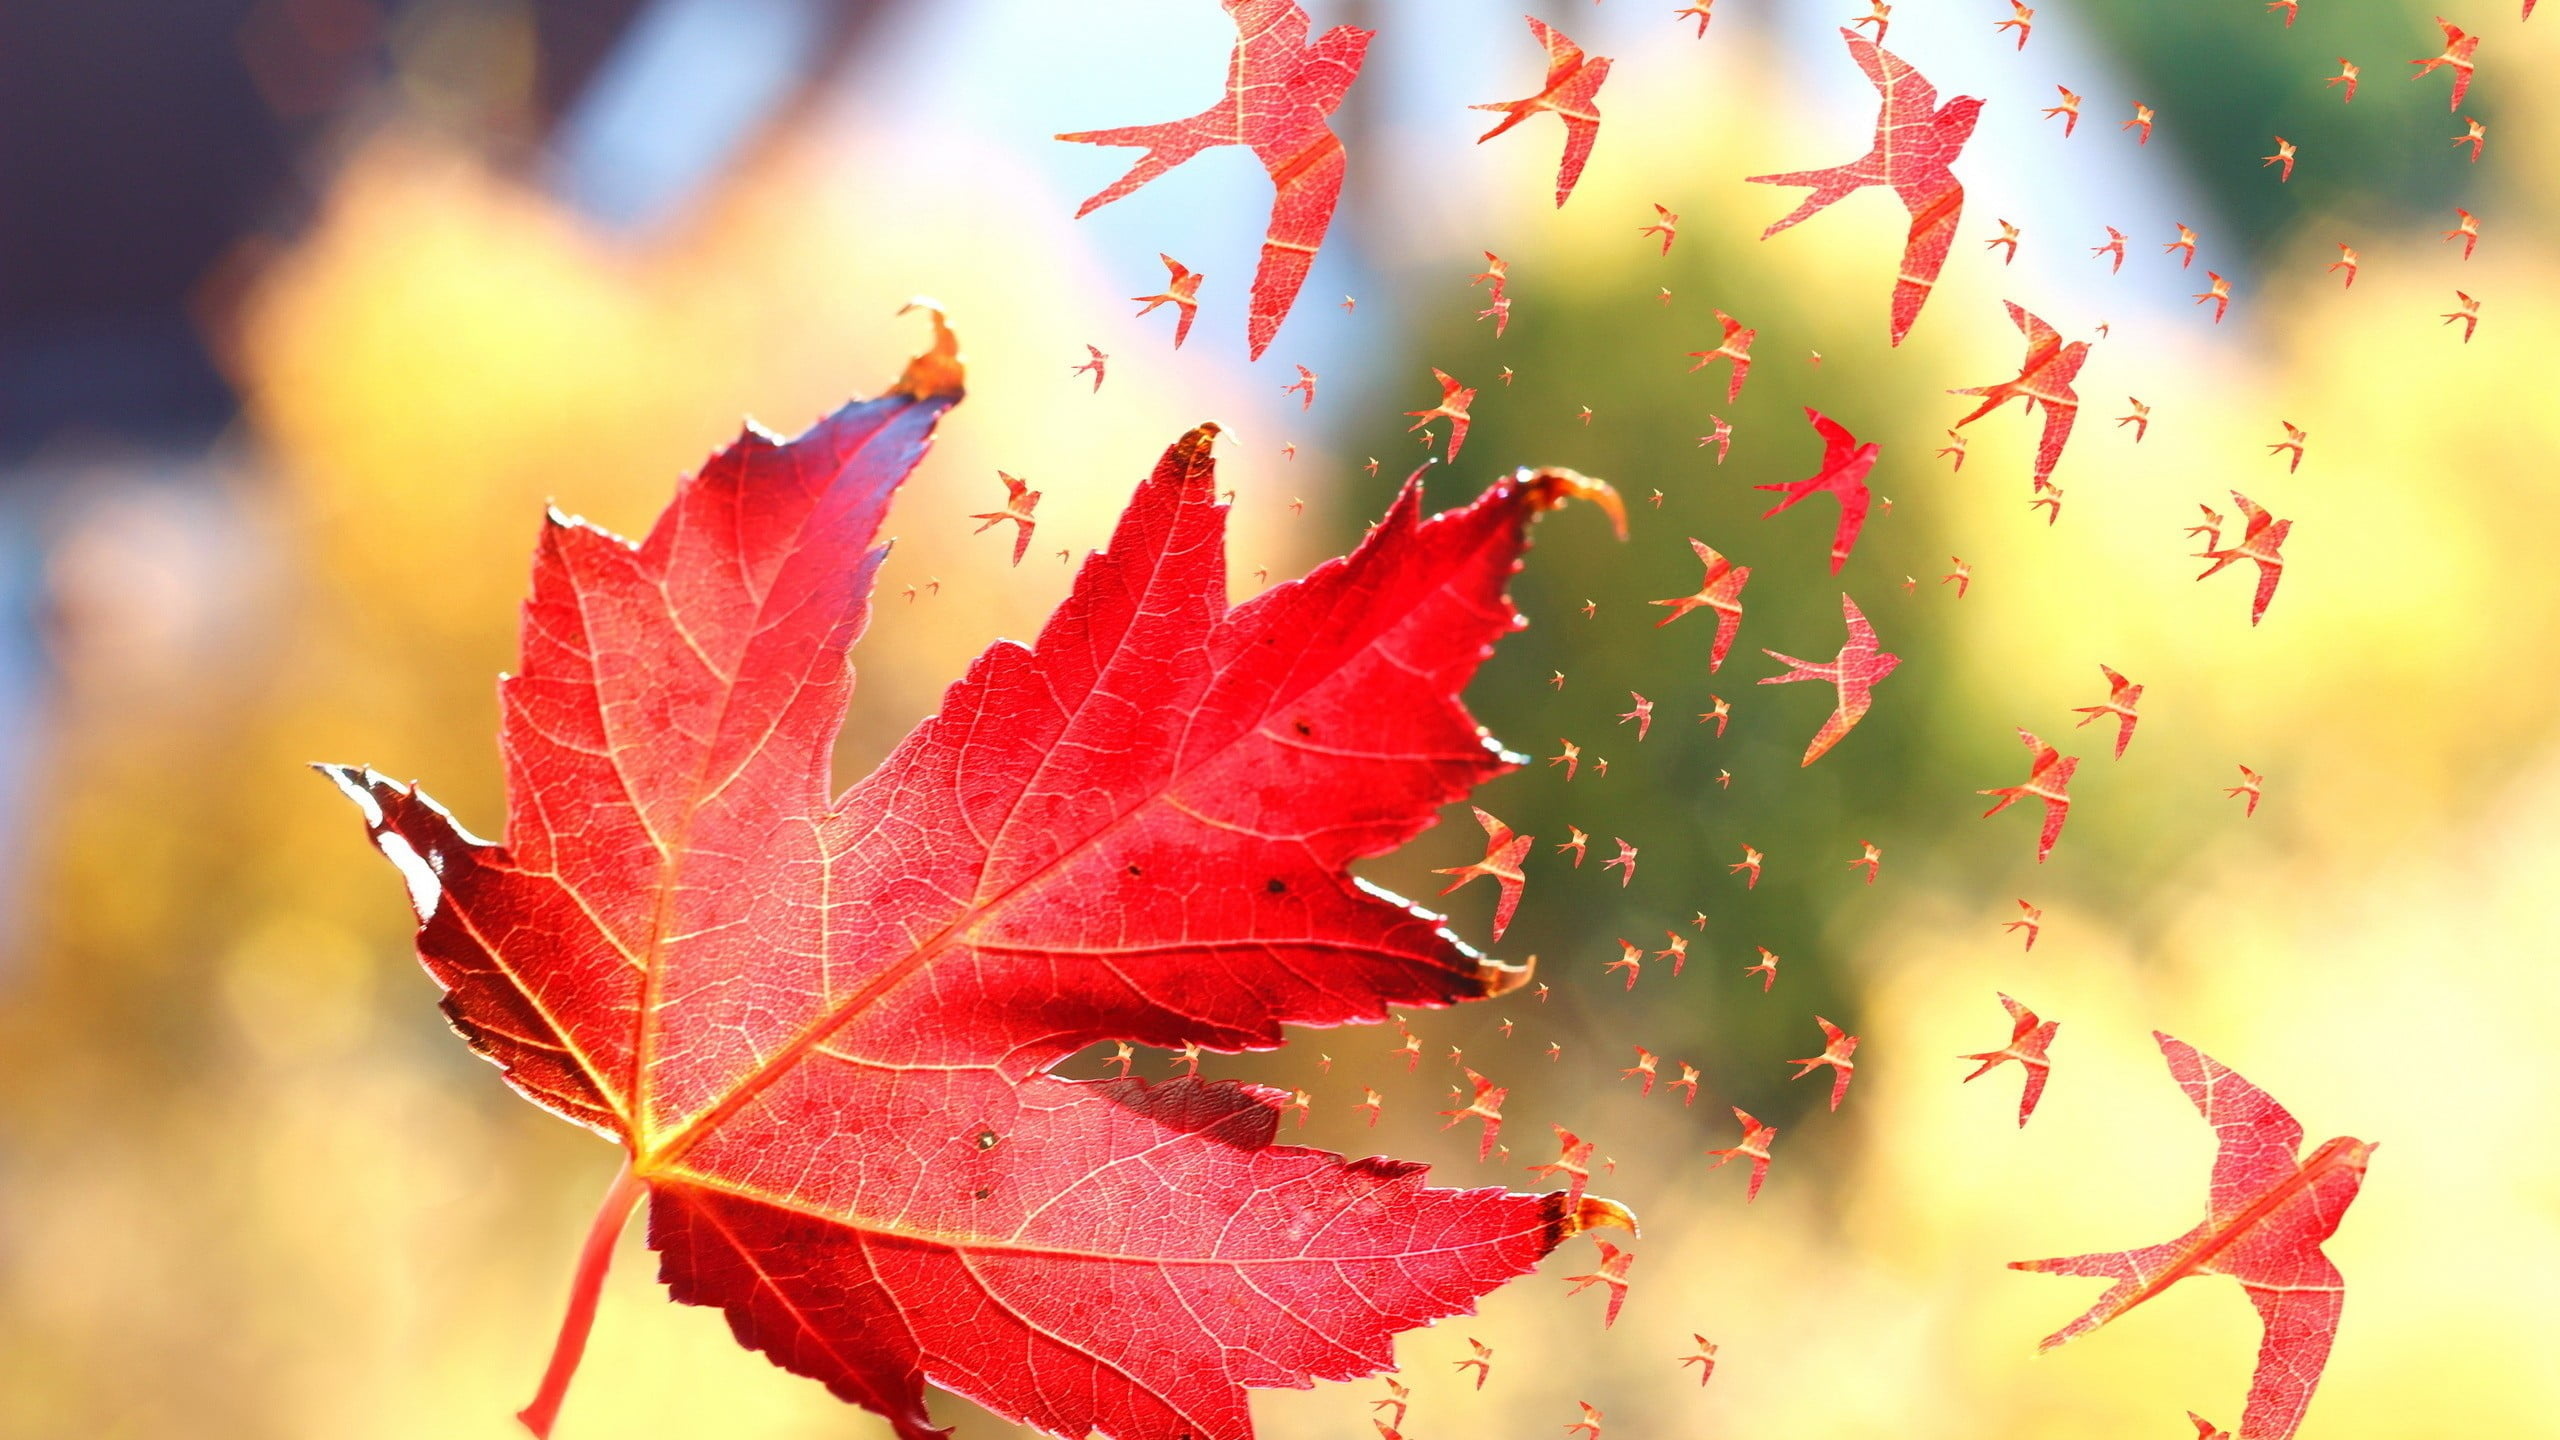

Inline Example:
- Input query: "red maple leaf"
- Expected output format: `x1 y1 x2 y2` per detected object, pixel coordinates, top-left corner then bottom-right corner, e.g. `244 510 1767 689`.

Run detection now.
1959 993 2058 1127
1747 29 1984 346
1473 17 1613 208
324 316 1633 1440
1058 1 1371 359
1757 592 1900 767
1756 408 1879 575
1650 538 1752 672
1949 301 2090 494
2012 1034 2373 1440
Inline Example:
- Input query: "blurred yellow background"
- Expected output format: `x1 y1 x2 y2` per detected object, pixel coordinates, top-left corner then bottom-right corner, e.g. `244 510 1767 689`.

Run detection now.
2 3 2553 1438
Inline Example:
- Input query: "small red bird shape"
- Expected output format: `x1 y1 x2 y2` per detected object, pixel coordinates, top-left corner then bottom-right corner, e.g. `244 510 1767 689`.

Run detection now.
1748 29 1983 346
1789 1017 1859 1111
1675 1 1719 38
1651 538 1752 671
1603 838 1639 888
1565 1243 1635 1329
2030 486 2065 526
2125 102 2157 145
2454 115 2487 161
1849 840 1883 883
1640 203 1680 255
1757 408 1879 575
1477 294 1512 337
1529 1126 1596 1207
1683 1336 1719 1386
2262 135 2297 183
1961 992 2059 1126
2226 765 2265 817
1356 1087 1382 1126
1996 2 2035 48
1979 728 2079 863
2268 0 2299 25
2328 244 2359 288
1372 1376 1408 1430
1070 344 1108 391
2092 225 2127 272
1685 309 1757 403
2329 57 2361 102
1470 250 1508 303
1059 1 1368 358
1131 253 1204 347
1851 1 1891 43
2445 207 2480 259
1731 844 1765 889
2444 290 2480 342
1622 1046 1660 1095
1619 692 1654 740
1950 301 2090 494
1706 1107 1778 1201
1670 1063 1700 1107
1745 946 1780 991
1986 219 2022 264
1550 740 1581 781
1556 826 1589 866
1473 16 1614 208
1606 940 1643 990
2072 664 2144 759
1564 1400 1606 1440
1438 1069 1508 1159
1937 430 1969 470
1283 364 1318 409
1759 592 1900 766
971 471 1041 566
1701 415 1734 464
2194 271 2232 324
1699 696 1731 737
2411 18 2479 110
1656 932 1690 976
2189 1415 2231 1440
2267 420 2307 473
2165 222 2199 267
2006 899 2043 952
1433 806 1533 940
1942 558 1971 598
1455 1338 1494 1390
2010 1034 2374 1440
2044 85 2081 136
2118 397 2150 443
1405 367 1476 461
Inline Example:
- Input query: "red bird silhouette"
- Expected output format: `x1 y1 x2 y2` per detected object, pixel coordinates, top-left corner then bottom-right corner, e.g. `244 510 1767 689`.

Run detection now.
1650 538 1752 671
2165 222 2199 267
1705 1107 1778 1201
1564 1241 1636 1329
1851 1 1891 43
971 471 1041 566
1747 29 1983 346
2329 57 2361 102
2411 18 2479 110
1789 1016 1859 1111
2091 225 2127 272
1744 945 1778 990
1437 1069 1508 1160
1995 1 2035 48
1618 692 1654 741
2445 207 2480 259
1529 1126 1596 1208
2044 85 2081 136
1674 1 1719 38
2195 491 2290 626
2005 899 2043 952
2226 764 2265 818
2125 102 2157 145
1685 310 1757 402
1985 218 2022 264
1640 203 1680 255
2194 270 2232 324
1979 728 2079 863
1602 838 1639 888
1283 364 1318 410
2071 664 2143 759
2012 1034 2373 1440
2444 290 2481 342
2118 397 2151 442
1433 807 1533 940
1405 368 1477 461
1758 593 1900 766
1700 415 1733 464
1961 993 2059 1126
1070 344 1108 392
2262 135 2296 183
2454 115 2488 161
1473 17 1613 208
1130 254 1204 347
1059 1 1369 359
1949 301 2089 494
1757 408 1879 575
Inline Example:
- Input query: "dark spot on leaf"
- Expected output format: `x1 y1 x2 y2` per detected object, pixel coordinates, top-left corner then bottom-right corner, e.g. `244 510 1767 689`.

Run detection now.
1266 878 1286 894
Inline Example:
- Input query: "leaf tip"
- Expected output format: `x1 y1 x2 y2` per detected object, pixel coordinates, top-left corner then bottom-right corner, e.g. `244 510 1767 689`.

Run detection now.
1566 1195 1638 1239
1480 950 1536 996
1516 466 1626 541
893 299 967 400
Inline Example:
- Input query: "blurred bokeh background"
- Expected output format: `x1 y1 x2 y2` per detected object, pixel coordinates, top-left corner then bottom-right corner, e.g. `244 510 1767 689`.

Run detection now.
2 1 2554 1436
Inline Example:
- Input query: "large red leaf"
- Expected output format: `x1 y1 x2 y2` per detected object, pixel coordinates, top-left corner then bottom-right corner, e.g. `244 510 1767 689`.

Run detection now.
324 315 1627 1440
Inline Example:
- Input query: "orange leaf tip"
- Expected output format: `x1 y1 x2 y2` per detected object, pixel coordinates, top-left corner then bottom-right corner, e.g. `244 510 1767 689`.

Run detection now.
894 298 966 400
1566 1195 1639 1238
1518 466 1627 541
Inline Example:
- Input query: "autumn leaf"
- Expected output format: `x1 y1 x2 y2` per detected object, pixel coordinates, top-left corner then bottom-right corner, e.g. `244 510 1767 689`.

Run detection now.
2012 1034 2373 1440
323 313 1631 1440
1059 0 1372 359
